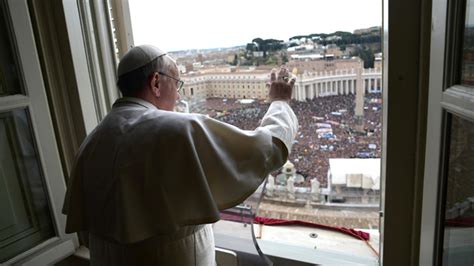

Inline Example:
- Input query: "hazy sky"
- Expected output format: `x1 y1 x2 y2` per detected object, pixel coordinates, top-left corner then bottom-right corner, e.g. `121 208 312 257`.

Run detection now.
129 0 382 52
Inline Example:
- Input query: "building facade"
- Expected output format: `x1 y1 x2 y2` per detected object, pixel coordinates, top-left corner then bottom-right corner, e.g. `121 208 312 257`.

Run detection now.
181 61 382 101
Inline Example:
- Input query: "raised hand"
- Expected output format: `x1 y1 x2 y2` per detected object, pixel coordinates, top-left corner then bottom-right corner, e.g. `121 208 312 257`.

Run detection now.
267 67 296 102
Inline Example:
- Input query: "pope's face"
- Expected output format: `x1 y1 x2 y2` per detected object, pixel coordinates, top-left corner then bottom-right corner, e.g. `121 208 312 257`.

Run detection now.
157 66 181 111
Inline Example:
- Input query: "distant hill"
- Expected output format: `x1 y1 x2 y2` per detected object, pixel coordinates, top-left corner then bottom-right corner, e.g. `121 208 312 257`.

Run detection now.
169 45 245 54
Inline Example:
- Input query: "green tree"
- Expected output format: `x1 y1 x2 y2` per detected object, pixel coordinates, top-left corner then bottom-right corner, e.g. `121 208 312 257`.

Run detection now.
246 43 257 52
350 47 375 68
252 38 264 50
289 35 307 41
231 54 238 66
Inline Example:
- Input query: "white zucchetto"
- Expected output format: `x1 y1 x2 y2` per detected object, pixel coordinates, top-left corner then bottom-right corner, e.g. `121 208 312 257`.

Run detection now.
117 45 166 76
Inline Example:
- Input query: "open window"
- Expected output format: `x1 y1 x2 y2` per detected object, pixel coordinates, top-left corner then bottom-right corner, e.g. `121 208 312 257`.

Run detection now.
124 0 383 264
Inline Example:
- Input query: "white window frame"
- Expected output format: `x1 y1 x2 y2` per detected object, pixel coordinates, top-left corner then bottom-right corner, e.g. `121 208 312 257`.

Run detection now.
61 0 99 134
2 0 78 264
78 0 123 120
420 0 474 264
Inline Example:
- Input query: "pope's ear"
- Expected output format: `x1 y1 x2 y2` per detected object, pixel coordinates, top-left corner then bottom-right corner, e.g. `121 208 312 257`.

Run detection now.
149 72 160 97
149 72 160 89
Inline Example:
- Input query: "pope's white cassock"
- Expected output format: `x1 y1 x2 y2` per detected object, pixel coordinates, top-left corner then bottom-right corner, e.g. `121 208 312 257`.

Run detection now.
62 97 298 265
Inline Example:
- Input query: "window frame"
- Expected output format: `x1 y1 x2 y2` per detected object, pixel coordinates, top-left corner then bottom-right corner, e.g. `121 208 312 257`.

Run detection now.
420 0 474 264
1 0 77 264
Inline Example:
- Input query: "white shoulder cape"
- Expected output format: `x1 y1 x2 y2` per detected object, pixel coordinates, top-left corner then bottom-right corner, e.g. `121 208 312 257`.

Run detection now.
62 97 298 243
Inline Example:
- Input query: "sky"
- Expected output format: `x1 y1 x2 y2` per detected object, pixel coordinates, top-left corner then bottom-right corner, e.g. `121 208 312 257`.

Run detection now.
129 0 382 52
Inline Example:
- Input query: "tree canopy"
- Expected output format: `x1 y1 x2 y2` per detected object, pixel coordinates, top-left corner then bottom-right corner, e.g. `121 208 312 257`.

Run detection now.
289 30 380 47
242 29 381 67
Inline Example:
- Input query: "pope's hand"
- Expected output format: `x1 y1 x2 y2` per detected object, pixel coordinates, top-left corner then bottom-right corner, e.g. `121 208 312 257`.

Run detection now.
267 67 295 102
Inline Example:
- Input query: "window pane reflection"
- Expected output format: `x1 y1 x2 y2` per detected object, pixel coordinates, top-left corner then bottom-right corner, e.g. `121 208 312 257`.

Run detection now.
0 3 22 96
442 115 474 265
0 109 55 263
462 0 474 86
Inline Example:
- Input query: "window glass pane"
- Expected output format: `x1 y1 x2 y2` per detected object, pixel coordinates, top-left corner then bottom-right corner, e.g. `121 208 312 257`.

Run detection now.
461 0 474 86
0 3 23 96
0 109 55 263
442 115 474 265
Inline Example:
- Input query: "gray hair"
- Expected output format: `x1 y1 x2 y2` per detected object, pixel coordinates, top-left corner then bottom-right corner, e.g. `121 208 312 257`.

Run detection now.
117 54 177 96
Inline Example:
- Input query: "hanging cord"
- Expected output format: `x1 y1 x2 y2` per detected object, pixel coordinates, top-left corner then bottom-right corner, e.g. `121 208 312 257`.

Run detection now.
364 240 379 257
250 177 274 266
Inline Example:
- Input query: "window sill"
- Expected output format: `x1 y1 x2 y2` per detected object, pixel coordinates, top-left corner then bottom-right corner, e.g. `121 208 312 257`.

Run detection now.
214 220 379 266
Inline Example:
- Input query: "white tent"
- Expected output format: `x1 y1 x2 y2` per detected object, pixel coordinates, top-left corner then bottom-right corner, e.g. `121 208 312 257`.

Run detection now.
328 158 381 190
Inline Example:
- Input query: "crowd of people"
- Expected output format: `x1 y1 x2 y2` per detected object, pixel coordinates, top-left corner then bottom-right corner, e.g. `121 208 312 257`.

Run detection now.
190 93 383 188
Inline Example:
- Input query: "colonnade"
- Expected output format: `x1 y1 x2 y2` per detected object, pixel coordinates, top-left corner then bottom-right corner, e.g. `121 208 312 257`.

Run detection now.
293 70 382 101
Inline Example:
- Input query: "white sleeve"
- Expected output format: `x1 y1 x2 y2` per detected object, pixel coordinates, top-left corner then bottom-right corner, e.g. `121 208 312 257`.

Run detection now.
260 100 299 153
